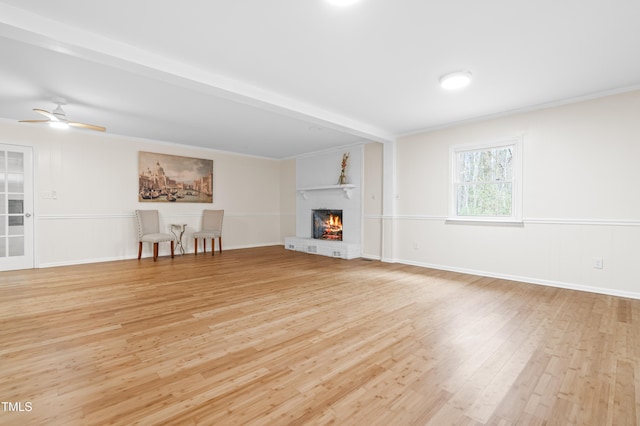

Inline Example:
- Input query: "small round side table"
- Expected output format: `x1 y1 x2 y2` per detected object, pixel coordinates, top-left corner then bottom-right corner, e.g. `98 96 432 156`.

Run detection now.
170 223 188 255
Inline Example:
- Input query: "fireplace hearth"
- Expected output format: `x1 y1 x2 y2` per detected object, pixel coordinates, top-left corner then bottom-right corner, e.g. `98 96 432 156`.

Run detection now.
312 209 343 241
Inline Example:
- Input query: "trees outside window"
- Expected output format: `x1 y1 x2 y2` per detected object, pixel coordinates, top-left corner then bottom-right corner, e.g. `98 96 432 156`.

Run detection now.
450 137 522 222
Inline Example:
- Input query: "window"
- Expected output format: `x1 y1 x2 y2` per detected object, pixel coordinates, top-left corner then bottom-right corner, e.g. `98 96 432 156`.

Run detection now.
449 137 522 222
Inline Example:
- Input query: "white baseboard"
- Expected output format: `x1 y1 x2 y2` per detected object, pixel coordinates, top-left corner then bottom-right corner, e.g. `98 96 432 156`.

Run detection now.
361 254 382 261
396 258 640 300
37 246 639 301
37 242 285 269
39 255 132 268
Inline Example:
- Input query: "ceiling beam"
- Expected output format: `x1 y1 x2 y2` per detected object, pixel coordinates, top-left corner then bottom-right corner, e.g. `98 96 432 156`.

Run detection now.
0 3 395 144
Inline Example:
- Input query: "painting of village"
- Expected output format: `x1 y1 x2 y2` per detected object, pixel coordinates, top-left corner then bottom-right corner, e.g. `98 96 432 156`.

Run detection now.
138 152 213 203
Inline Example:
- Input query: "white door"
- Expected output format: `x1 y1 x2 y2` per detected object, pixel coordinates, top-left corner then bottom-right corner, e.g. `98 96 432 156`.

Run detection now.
0 144 34 271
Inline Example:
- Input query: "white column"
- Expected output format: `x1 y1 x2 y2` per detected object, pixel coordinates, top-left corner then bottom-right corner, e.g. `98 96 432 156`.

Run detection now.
381 139 397 262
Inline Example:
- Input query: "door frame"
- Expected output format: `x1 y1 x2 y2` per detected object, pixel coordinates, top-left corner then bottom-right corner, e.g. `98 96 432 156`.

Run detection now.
0 143 35 271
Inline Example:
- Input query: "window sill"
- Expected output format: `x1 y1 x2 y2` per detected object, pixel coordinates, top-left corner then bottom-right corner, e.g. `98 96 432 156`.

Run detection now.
445 217 524 227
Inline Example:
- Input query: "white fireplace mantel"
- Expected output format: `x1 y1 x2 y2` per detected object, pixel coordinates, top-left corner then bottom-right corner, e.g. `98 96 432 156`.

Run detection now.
297 184 356 200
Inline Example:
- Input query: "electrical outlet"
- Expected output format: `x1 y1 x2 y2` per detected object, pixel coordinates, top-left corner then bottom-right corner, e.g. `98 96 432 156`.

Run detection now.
413 242 419 250
593 257 603 269
42 191 52 199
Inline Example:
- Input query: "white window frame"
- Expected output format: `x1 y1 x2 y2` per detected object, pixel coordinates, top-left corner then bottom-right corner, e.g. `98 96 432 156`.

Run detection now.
448 136 523 224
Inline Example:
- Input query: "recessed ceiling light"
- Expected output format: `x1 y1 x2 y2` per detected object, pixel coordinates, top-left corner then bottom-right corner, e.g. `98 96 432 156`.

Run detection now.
326 0 361 6
439 71 473 90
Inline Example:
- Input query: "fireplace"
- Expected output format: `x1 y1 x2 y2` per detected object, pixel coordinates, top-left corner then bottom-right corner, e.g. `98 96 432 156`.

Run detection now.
312 209 343 241
285 148 362 259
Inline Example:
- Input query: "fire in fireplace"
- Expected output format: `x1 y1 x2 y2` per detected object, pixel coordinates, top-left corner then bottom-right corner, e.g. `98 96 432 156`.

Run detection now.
312 209 343 241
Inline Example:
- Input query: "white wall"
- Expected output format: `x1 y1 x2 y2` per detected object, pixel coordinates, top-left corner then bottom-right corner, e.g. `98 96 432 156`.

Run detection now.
0 120 291 267
391 89 640 298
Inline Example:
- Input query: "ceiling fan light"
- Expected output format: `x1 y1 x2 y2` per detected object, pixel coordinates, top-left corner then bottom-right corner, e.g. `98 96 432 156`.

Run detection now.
49 121 69 130
440 71 472 90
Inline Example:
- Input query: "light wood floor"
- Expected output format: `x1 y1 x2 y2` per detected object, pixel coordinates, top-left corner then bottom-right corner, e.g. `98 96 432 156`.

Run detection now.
1 246 638 425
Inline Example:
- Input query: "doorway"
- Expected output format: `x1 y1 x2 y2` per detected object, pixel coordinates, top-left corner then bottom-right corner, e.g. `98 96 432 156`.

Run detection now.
0 144 34 271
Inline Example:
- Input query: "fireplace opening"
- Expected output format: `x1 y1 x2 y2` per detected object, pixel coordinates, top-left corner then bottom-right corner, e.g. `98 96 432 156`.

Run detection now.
312 209 343 241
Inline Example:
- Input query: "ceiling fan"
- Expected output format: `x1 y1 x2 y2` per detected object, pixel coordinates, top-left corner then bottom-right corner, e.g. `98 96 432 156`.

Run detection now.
19 97 106 132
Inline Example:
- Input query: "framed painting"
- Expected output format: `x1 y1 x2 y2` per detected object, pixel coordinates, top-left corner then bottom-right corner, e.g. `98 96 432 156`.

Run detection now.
138 151 213 203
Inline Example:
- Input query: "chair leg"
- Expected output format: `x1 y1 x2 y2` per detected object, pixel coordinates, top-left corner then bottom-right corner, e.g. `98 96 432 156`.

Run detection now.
170 241 175 258
203 239 207 254
153 243 158 261
211 238 214 256
219 237 222 253
194 238 198 255
138 242 143 260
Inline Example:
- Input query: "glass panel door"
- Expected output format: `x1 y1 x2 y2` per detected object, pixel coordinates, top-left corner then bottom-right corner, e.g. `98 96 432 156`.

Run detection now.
0 144 33 271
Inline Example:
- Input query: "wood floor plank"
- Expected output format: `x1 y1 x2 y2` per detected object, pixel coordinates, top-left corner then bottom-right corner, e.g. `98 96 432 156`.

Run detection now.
1 246 639 425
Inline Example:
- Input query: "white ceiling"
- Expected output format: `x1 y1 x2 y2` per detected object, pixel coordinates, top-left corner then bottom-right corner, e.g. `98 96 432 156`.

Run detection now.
0 0 639 159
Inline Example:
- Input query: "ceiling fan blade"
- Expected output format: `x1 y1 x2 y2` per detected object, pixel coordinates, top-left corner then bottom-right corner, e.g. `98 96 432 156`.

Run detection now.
22 104 105 132
69 122 106 132
19 119 50 123
33 108 58 121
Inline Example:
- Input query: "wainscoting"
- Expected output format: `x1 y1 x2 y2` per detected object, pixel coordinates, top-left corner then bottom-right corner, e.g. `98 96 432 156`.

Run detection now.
36 212 284 267
392 215 640 300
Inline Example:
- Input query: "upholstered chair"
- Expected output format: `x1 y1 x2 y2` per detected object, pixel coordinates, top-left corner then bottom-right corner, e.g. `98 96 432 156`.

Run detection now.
193 209 224 255
135 210 175 261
